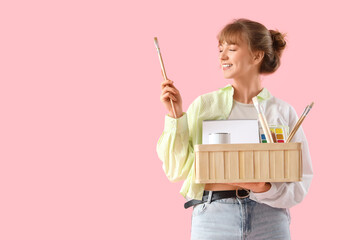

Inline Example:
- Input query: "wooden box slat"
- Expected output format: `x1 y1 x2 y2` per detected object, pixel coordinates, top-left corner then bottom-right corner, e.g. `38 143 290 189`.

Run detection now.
194 143 302 183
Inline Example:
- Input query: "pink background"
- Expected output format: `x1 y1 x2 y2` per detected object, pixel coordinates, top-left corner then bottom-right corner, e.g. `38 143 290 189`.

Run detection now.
1 0 359 239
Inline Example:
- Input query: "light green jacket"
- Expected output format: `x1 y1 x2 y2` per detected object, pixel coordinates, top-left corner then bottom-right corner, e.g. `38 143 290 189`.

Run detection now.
156 84 313 208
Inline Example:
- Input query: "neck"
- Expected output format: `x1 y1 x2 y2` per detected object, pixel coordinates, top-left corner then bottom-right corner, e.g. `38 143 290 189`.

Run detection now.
231 73 262 104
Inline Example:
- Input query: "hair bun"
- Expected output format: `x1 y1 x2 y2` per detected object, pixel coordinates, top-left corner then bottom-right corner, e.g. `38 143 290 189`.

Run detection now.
269 30 286 55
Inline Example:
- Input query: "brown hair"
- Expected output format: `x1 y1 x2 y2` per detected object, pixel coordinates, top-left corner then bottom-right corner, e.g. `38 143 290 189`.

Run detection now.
217 18 287 74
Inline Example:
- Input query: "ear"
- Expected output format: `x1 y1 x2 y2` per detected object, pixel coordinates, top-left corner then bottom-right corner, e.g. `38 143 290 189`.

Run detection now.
253 51 265 65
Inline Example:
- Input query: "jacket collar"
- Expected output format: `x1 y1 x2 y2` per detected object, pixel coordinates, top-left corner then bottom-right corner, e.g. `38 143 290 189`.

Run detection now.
221 84 272 103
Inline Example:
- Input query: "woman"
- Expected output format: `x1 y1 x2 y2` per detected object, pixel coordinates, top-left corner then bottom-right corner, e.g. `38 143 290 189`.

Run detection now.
157 18 313 240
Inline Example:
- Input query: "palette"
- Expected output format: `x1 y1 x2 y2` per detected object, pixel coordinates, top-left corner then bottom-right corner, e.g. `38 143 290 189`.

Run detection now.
260 126 287 143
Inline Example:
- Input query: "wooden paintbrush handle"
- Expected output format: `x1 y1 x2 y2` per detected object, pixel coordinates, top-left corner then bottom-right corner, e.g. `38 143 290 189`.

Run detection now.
286 116 305 143
261 113 274 143
155 39 177 118
259 114 273 143
169 99 177 118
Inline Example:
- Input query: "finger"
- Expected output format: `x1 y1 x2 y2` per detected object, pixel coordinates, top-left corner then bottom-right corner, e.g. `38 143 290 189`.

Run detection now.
161 89 177 100
160 92 177 102
161 86 178 96
161 79 174 89
170 84 179 92
161 93 176 103
164 92 177 101
164 80 178 91
161 83 175 92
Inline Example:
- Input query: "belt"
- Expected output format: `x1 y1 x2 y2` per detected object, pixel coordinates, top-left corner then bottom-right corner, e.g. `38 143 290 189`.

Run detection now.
184 189 250 209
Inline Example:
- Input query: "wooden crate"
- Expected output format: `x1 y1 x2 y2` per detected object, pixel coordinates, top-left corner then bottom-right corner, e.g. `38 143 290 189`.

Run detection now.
194 143 302 183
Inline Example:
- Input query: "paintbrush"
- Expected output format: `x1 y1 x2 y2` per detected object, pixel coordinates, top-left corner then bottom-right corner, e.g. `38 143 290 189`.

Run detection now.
252 97 274 143
154 37 177 118
286 102 314 143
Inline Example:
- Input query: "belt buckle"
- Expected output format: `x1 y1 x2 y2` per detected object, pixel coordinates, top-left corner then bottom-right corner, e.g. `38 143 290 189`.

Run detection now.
236 188 250 199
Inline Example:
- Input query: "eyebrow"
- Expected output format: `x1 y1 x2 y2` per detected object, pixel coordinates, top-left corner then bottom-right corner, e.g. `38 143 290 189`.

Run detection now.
218 43 238 48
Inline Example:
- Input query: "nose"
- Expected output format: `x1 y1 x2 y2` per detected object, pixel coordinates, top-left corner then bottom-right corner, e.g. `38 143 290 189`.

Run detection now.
219 50 228 60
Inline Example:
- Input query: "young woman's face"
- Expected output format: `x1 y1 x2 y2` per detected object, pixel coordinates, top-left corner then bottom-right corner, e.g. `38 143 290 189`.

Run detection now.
218 40 256 79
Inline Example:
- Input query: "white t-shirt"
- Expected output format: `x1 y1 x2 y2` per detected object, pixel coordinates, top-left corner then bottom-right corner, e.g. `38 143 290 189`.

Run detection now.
227 99 258 120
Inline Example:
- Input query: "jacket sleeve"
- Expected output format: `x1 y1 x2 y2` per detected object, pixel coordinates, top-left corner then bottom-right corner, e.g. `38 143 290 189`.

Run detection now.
250 105 314 208
156 98 200 182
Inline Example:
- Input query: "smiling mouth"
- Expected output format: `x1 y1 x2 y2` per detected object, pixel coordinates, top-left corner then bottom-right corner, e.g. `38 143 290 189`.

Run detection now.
222 64 233 70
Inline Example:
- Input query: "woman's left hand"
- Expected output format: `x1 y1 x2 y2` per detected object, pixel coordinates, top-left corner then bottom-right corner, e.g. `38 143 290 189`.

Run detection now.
227 182 271 193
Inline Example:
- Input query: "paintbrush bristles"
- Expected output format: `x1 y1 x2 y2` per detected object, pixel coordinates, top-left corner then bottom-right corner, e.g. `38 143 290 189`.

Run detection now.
305 102 314 115
154 37 159 50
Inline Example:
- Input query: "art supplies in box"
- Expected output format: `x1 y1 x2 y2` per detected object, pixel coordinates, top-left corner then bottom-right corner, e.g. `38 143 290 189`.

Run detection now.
259 125 288 143
202 120 259 144
194 102 314 184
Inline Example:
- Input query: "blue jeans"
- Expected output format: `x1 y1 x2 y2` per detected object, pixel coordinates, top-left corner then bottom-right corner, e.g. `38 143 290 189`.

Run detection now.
191 196 291 240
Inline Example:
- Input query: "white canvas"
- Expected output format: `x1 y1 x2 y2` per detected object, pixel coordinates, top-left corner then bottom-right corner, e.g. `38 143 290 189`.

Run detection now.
202 119 259 144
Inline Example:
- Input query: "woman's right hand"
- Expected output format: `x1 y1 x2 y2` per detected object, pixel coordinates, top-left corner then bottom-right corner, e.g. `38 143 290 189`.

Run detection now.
160 79 183 118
